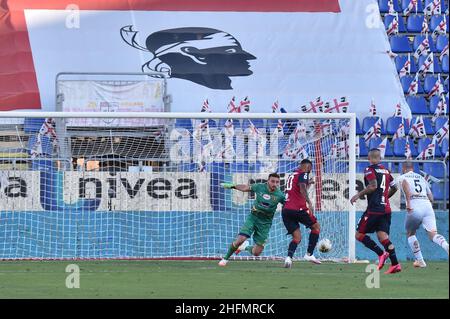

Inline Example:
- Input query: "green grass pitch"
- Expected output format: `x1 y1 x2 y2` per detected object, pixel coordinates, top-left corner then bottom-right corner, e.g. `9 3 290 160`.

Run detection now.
0 260 447 299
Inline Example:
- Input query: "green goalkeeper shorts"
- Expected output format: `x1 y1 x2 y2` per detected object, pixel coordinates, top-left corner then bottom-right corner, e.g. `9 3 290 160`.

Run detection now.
238 213 273 246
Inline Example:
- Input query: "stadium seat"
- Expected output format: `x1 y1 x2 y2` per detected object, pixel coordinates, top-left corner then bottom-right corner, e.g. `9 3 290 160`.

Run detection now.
175 119 192 130
402 0 425 12
424 0 448 14
418 54 441 72
362 117 385 134
430 14 447 31
379 0 401 12
417 137 441 156
429 96 449 115
356 118 363 135
393 138 419 157
358 137 368 157
411 116 434 134
395 55 417 73
435 117 448 131
390 35 412 53
441 138 448 155
413 35 437 53
356 162 367 173
406 14 425 32
246 119 265 129
28 135 53 156
423 75 445 95
400 75 424 94
368 137 393 157
435 35 449 52
431 183 446 201
423 162 445 178
442 56 449 73
398 161 420 173
24 118 45 134
386 116 408 134
406 96 428 114
384 14 407 32
445 77 449 93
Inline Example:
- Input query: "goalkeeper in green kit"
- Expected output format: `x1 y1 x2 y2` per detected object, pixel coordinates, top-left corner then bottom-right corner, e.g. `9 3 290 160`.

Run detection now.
218 173 286 266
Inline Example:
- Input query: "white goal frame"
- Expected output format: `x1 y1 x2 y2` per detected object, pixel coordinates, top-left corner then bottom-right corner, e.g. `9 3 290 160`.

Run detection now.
0 111 357 263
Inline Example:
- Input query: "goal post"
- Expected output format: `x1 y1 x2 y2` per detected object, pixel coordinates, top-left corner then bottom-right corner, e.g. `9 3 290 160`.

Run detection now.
0 111 356 262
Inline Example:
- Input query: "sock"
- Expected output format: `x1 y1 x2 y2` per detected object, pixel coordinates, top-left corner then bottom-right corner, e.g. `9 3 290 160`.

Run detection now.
307 230 320 255
381 239 399 266
288 240 299 258
223 243 238 260
360 235 384 256
408 235 424 261
245 245 254 255
432 234 449 252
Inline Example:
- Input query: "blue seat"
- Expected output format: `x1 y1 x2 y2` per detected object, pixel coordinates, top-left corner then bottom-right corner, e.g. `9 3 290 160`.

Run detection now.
436 35 449 52
423 162 445 178
442 55 449 73
412 117 434 134
445 77 449 93
401 0 424 13
430 14 446 30
24 118 45 134
390 35 412 53
362 117 385 135
435 117 448 131
356 118 363 135
401 75 424 94
359 137 368 157
423 75 441 95
393 138 419 157
406 14 425 32
356 162 367 173
406 96 428 114
379 0 401 12
425 0 448 14
431 183 445 201
398 161 420 173
368 137 393 157
175 119 192 130
418 54 441 72
386 116 408 134
414 35 437 53
395 55 417 73
441 138 448 155
429 96 449 114
28 135 53 156
385 14 407 32
417 137 441 156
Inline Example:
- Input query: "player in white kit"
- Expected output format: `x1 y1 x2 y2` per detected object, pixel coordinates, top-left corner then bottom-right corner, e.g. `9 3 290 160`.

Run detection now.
396 162 449 268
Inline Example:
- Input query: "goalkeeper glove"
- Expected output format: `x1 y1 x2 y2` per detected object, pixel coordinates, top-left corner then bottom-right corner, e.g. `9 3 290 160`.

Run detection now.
221 183 236 189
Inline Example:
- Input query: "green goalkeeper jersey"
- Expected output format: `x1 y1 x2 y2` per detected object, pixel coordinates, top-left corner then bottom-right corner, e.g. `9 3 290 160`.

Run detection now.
250 183 286 220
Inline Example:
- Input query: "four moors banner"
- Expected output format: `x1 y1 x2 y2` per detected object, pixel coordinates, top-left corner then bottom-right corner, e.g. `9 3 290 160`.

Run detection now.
1 0 410 121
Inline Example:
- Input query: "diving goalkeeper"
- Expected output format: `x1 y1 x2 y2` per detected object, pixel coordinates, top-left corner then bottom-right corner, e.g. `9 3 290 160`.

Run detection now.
218 173 286 266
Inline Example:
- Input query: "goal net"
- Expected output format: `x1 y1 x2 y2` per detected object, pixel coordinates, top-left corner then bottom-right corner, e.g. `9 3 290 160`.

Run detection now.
0 112 356 262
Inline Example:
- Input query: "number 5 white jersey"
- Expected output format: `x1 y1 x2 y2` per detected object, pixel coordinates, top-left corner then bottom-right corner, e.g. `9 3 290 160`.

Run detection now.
395 172 436 232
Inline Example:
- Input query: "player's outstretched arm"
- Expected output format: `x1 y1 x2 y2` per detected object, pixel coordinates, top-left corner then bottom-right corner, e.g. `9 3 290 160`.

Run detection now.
221 183 251 192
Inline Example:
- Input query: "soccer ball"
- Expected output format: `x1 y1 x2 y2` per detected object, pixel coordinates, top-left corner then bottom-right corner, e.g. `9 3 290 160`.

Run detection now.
318 238 332 253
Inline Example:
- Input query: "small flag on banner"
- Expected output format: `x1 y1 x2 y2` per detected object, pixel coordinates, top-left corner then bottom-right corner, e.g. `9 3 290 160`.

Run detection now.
399 54 411 78
300 96 323 113
239 96 250 112
393 103 403 117
387 13 399 36
324 96 349 113
369 98 377 116
427 74 444 98
432 15 447 39
422 16 429 33
228 96 239 113
440 43 449 61
272 100 279 113
403 0 418 16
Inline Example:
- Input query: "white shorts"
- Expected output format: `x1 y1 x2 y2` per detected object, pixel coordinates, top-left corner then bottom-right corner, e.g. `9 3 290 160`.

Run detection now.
405 200 437 233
